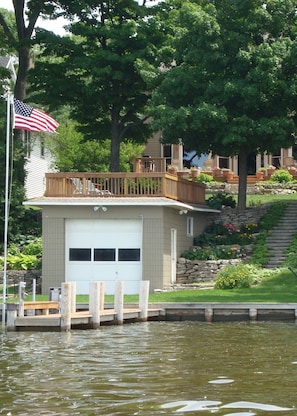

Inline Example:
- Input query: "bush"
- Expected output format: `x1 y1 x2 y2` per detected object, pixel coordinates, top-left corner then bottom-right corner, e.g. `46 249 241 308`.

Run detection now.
0 238 42 271
181 246 246 261
193 222 258 247
270 169 292 183
22 238 42 256
196 173 213 184
214 263 256 289
207 192 236 209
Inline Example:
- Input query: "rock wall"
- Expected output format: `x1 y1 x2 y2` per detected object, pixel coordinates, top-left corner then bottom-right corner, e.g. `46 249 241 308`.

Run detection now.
176 258 242 285
176 205 269 285
0 270 42 293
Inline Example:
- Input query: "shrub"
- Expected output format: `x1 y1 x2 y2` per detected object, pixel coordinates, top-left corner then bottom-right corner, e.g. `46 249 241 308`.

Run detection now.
181 246 246 261
193 222 257 247
207 192 236 209
196 173 213 184
0 238 42 271
270 169 292 183
214 263 255 289
22 238 42 256
0 254 41 270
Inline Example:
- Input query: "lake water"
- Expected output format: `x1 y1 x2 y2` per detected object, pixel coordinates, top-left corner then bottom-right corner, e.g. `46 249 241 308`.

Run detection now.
0 321 297 415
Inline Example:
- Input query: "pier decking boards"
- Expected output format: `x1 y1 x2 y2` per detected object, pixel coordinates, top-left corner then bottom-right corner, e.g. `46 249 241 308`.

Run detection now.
13 308 161 329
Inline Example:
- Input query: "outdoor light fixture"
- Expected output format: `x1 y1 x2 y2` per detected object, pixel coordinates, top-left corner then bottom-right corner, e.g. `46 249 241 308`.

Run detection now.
179 210 188 215
93 206 108 212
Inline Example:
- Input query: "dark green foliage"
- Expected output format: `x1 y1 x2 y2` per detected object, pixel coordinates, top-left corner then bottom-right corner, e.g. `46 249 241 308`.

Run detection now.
259 202 286 230
193 221 258 247
28 1 166 171
206 192 236 209
151 0 297 209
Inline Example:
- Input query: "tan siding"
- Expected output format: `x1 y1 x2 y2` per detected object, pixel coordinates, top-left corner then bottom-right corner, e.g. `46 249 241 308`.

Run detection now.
42 216 65 293
144 133 162 158
142 217 164 291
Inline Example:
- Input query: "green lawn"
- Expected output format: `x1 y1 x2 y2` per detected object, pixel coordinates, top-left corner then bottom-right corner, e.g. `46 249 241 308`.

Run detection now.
5 268 297 304
246 193 297 206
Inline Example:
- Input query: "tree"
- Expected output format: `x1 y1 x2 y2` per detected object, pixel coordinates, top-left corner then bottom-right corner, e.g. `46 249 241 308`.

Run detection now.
150 0 297 209
28 0 165 171
47 113 145 172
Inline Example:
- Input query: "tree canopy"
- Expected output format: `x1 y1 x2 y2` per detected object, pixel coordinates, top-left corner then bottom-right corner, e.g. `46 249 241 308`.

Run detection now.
28 0 165 171
151 0 297 209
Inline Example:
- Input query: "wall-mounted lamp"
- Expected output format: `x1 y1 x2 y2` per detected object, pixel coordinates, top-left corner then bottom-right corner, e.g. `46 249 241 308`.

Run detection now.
179 209 188 215
93 206 108 212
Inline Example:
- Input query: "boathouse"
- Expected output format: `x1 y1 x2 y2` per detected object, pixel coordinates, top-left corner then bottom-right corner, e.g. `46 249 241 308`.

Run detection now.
24 157 218 295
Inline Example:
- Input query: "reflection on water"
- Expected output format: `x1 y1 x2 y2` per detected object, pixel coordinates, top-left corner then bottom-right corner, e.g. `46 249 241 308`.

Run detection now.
0 322 297 415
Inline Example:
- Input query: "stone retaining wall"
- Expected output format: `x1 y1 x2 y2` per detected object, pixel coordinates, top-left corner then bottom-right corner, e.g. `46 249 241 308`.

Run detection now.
0 270 42 293
176 258 242 284
211 205 269 227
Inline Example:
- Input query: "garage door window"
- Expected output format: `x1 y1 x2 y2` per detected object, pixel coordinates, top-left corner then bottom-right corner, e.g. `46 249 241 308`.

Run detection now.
94 248 116 261
118 248 141 261
69 248 91 261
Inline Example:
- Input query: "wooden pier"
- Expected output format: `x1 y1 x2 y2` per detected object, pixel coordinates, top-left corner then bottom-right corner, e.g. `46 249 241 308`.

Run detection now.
6 281 161 331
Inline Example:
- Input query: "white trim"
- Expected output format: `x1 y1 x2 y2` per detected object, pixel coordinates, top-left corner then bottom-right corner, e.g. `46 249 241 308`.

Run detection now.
23 198 220 213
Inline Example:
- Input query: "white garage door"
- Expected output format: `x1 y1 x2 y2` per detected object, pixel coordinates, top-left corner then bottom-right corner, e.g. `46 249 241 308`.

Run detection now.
65 219 142 294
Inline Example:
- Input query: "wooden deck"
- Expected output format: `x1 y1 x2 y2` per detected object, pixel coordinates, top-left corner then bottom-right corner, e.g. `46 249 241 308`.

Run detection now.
13 307 162 330
44 171 206 205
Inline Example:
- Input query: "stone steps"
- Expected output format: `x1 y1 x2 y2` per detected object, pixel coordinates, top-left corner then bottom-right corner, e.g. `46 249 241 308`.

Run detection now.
265 202 297 269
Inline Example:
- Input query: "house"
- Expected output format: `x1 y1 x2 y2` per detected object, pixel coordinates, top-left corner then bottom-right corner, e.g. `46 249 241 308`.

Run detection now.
24 161 219 295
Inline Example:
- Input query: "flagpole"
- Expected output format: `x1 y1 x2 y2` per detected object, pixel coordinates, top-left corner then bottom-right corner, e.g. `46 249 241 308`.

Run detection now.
2 90 11 328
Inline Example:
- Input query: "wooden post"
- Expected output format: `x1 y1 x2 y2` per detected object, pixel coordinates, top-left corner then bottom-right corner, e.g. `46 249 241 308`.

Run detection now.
18 281 26 318
114 281 124 324
6 303 17 331
89 282 101 329
60 282 72 331
70 282 76 313
205 308 213 322
139 280 150 321
100 281 105 311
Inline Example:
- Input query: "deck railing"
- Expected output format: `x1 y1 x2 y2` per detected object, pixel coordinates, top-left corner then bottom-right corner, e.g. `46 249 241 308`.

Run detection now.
44 172 206 205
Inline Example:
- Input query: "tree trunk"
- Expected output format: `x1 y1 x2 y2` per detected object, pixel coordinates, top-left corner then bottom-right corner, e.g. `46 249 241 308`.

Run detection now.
110 106 121 172
14 46 32 100
237 147 248 211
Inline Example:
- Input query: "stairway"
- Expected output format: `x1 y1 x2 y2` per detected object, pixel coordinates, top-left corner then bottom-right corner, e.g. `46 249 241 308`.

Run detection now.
265 202 297 268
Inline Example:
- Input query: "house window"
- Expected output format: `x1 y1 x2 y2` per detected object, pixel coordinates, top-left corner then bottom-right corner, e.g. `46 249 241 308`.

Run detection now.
118 248 141 261
94 248 116 261
187 217 194 237
40 138 45 158
69 248 91 261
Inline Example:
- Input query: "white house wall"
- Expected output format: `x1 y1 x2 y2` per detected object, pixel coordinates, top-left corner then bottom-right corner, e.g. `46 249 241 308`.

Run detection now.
25 141 56 199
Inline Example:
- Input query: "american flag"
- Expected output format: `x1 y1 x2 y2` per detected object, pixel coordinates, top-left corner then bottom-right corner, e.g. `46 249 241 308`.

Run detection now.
13 98 59 133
